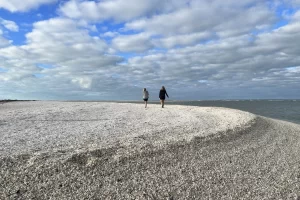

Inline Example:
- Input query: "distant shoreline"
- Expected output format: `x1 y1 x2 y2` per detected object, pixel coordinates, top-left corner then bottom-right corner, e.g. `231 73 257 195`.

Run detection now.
0 100 37 104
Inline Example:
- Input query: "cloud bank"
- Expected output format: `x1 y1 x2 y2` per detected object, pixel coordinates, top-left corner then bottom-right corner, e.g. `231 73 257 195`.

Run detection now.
0 0 300 100
0 0 57 12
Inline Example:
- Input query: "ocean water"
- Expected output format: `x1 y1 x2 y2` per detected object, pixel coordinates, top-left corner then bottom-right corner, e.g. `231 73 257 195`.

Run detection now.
164 100 300 125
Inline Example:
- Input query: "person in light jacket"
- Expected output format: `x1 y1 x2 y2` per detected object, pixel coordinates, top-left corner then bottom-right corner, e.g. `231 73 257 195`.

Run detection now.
143 88 149 108
159 86 169 108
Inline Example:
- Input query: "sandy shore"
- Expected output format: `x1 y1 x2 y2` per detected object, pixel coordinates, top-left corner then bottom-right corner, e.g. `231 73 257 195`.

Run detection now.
1 101 300 199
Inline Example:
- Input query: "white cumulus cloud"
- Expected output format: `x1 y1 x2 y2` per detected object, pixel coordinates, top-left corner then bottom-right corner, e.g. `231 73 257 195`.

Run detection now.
0 18 19 32
111 33 153 52
59 0 190 22
154 32 212 48
0 0 57 12
126 1 275 37
0 17 125 99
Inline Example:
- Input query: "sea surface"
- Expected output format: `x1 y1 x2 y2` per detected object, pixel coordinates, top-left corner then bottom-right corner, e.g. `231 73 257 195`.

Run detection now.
165 100 300 125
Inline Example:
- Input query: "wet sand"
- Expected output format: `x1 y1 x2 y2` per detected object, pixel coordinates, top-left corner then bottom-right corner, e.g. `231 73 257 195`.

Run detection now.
1 101 300 199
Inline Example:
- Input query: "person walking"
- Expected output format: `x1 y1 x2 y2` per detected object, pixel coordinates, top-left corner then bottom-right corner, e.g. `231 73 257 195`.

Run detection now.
143 88 149 108
159 86 169 108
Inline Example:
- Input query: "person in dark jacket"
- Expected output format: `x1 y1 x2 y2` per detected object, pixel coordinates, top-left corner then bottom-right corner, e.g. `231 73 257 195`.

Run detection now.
159 86 169 108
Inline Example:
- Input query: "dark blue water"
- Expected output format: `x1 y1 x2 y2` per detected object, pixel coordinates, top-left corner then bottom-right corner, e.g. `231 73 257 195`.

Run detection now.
164 100 300 125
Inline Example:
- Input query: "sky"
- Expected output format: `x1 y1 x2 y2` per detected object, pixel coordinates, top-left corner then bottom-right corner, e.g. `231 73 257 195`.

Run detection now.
0 0 300 100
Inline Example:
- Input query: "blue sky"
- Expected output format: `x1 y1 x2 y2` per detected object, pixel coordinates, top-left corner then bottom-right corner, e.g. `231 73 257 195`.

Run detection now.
0 0 300 100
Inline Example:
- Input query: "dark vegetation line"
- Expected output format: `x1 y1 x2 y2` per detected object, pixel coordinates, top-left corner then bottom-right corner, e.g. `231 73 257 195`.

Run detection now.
0 100 37 104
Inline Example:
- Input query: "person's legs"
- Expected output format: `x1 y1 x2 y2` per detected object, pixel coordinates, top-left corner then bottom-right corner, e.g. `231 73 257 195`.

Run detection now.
145 100 147 108
162 100 165 108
